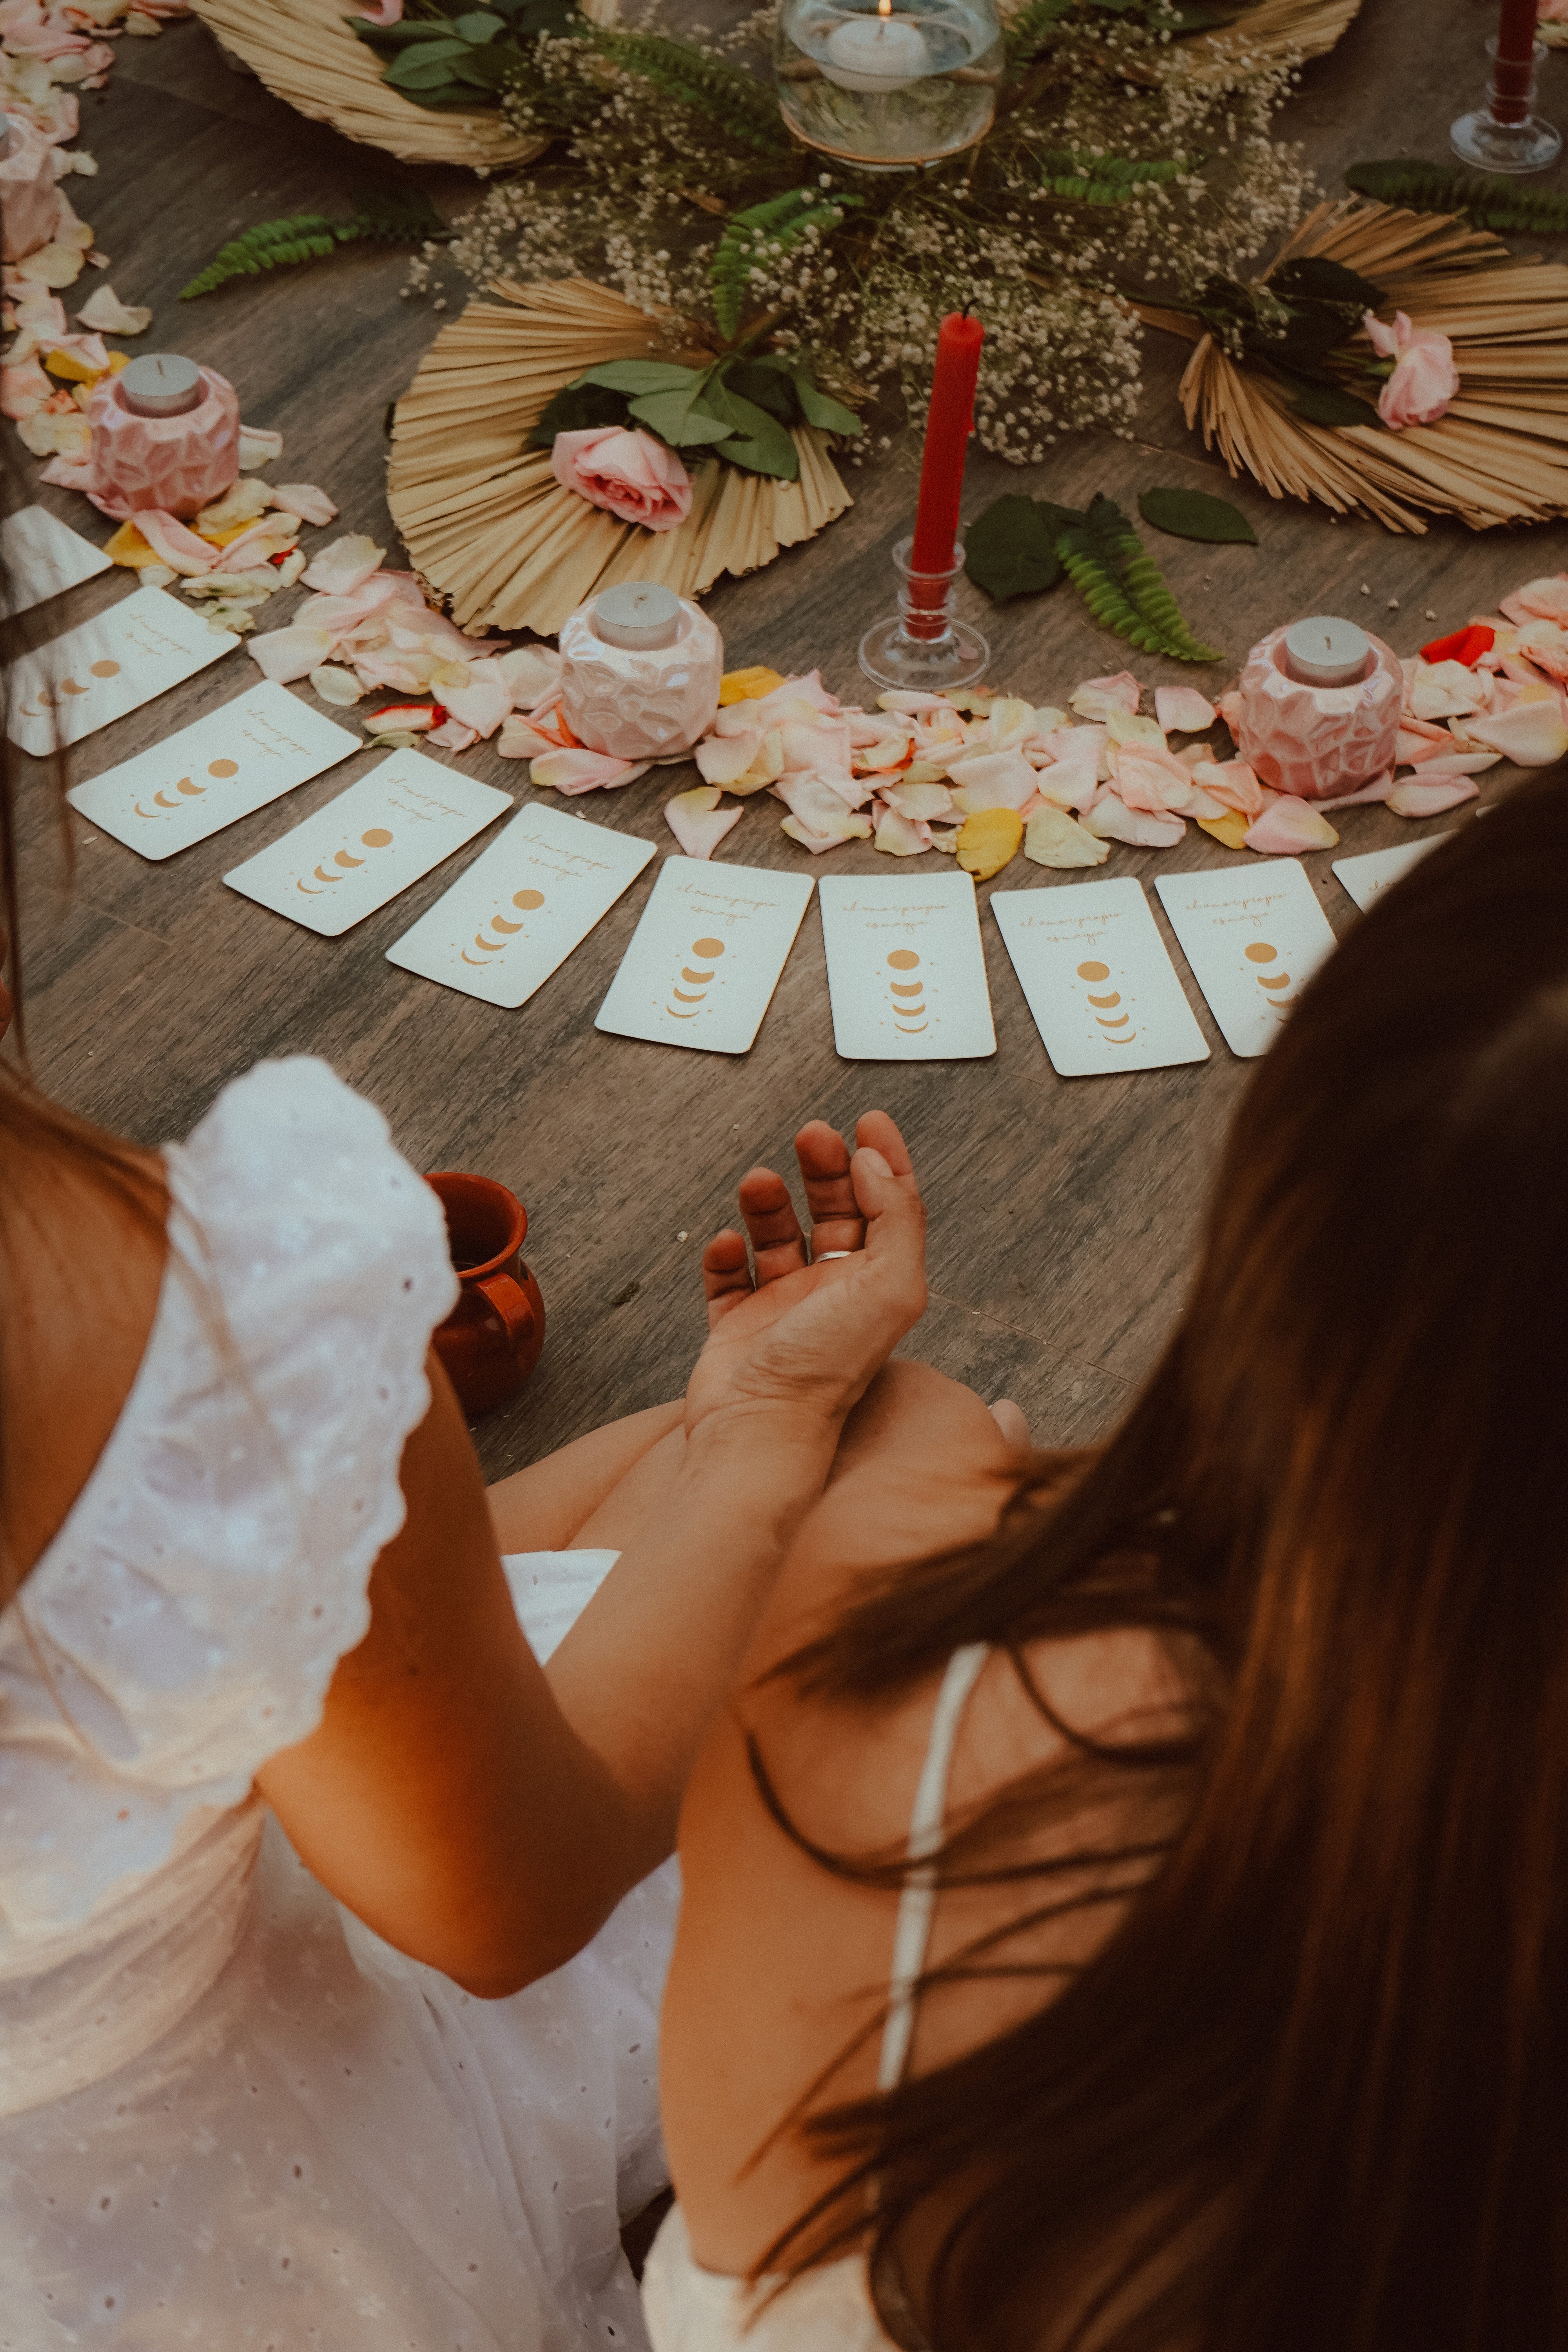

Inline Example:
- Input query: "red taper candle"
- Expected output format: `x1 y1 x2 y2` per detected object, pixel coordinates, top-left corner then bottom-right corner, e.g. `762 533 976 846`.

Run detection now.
907 308 984 641
1494 0 1540 122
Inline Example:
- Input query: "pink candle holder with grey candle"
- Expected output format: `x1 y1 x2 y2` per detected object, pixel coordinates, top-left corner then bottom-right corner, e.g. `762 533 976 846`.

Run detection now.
85 353 241 521
1231 617 1403 803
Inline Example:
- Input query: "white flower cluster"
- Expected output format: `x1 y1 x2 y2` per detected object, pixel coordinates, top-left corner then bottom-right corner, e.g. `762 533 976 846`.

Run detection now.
408 9 1312 463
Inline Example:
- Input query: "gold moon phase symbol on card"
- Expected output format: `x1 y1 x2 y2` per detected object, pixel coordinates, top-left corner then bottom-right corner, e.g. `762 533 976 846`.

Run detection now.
890 980 922 999
90 660 120 679
681 965 713 985
513 888 545 911
669 935 724 1018
1077 960 1110 982
1243 941 1277 964
311 863 341 885
1257 971 1291 991
334 848 364 869
472 932 505 953
208 760 238 779
362 828 393 848
152 789 181 809
1086 989 1121 1009
693 937 725 959
887 949 920 971
489 915 523 936
58 676 88 697
176 777 204 797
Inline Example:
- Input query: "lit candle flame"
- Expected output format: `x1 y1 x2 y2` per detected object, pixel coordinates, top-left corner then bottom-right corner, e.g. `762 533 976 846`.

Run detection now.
878 0 891 16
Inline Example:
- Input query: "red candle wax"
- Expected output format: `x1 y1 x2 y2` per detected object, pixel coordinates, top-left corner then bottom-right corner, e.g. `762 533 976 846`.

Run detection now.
907 309 984 639
1494 0 1539 121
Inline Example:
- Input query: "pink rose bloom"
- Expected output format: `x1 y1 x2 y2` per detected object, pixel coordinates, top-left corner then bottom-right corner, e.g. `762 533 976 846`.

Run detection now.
550 425 693 533
352 0 404 18
1361 309 1459 430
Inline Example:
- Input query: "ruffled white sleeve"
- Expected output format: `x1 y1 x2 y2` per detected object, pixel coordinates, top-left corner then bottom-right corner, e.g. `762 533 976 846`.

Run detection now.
0 1057 457 1938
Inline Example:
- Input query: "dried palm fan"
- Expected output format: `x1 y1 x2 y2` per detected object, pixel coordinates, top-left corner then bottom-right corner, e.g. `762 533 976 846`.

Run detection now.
387 278 854 638
187 0 543 171
1177 0 1364 80
1141 200 1568 532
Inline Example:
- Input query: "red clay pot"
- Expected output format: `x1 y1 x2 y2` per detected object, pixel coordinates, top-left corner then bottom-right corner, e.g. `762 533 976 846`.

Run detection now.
426 1171 546 1419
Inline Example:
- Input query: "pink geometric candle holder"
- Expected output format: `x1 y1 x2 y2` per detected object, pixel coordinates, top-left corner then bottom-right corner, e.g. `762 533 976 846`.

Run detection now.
559 583 723 760
84 366 241 521
1231 622 1403 802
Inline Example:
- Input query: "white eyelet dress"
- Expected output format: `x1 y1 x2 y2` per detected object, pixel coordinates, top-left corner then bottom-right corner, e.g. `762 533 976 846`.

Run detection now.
0 1058 678 2352
641 1643 992 2352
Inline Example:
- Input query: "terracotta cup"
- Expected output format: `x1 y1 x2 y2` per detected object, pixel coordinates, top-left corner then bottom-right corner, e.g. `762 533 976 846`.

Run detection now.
426 1172 546 1419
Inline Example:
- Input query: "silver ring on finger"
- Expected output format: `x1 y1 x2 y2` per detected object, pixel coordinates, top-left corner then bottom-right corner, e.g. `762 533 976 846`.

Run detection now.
813 1248 856 1261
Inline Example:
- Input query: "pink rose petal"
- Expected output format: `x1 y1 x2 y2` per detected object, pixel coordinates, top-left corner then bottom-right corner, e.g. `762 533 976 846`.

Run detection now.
666 785 741 860
1192 759 1266 818
1154 686 1216 735
1243 795 1339 854
425 718 479 752
301 533 385 596
550 425 693 534
873 803 932 857
1316 771 1394 810
1385 775 1480 819
1082 795 1185 849
134 509 221 574
247 626 334 684
436 655 511 739
531 746 647 794
267 482 338 526
1069 671 1140 720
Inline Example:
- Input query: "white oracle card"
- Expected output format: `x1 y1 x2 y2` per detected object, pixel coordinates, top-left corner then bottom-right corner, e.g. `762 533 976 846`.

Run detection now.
387 801 656 1008
2 503 111 614
594 855 814 1055
1332 835 1452 913
67 684 360 860
224 751 512 938
1154 859 1337 1060
817 870 995 1062
991 877 1208 1077
7 586 240 757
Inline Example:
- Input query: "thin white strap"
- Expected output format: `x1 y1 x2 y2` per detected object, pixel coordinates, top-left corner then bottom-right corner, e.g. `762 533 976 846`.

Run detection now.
876 1642 991 2094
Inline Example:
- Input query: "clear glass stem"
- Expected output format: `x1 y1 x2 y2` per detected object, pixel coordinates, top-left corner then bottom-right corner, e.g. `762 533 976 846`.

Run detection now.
858 534 989 691
1452 37 1562 172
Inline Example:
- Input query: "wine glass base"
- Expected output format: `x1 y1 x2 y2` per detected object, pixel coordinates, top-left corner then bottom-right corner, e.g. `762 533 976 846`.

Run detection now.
857 614 990 692
1450 107 1563 172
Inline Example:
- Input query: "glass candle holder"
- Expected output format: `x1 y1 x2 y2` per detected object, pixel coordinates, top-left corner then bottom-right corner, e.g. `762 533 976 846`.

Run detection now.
1231 619 1402 803
559 581 724 760
1452 37 1562 172
859 535 989 692
775 0 1003 170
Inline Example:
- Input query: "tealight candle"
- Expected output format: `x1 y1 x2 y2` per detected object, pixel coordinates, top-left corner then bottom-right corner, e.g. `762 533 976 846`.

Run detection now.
821 0 927 92
118 353 203 419
85 355 242 521
559 581 723 759
1282 615 1371 689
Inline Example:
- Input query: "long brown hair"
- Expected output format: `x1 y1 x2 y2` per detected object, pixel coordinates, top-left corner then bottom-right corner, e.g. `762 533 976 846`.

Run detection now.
769 774 1568 2351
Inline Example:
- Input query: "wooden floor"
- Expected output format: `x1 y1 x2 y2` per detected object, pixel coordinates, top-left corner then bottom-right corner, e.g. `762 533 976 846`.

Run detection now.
16 4 1568 1477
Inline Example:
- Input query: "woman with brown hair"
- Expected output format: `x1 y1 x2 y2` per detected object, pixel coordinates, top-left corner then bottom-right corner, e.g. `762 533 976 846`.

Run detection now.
0 666 965 2341
647 776 1568 2352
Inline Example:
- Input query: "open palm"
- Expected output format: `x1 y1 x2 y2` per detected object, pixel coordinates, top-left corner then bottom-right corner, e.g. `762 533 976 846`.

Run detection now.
684 1112 928 1437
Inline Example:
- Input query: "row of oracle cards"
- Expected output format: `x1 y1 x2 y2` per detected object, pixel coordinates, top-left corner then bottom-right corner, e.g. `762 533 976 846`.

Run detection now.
65 666 1443 1071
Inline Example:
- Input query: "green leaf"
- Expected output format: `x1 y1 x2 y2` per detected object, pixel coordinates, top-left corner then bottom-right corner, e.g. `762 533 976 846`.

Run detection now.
724 361 799 423
577 359 701 395
179 189 443 298
963 495 1065 602
1270 255 1385 317
627 385 735 448
352 18 463 44
527 380 631 448
584 29 791 154
706 384 799 479
1055 495 1220 662
1136 487 1257 544
452 8 506 36
1345 156 1568 234
384 43 468 87
788 366 861 437
1271 369 1380 427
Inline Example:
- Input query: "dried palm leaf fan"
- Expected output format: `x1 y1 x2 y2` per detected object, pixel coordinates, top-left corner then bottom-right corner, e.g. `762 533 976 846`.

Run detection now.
1142 200 1568 532
387 278 853 638
997 0 1363 73
187 0 543 170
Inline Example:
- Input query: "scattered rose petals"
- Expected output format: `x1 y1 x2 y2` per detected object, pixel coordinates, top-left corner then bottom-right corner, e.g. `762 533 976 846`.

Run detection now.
882 779 955 822
1083 798 1185 849
1409 658 1488 721
132 508 220 573
1024 803 1109 868
1154 686 1216 735
955 804 1023 880
494 644 560 706
426 717 479 752
719 665 785 704
666 783 741 860
873 803 932 858
247 626 335 684
301 532 384 596
532 746 647 794
1070 671 1140 720
309 664 364 706
1197 809 1250 852
74 282 148 334
1460 697 1568 766
1191 759 1265 819
1385 775 1480 819
14 241 85 287
236 423 283 470
945 748 1037 810
1243 795 1339 855
1498 575 1568 626
266 481 337 526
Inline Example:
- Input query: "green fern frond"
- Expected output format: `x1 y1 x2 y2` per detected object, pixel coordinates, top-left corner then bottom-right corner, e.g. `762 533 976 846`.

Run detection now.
585 29 790 153
1038 147 1189 201
1005 0 1076 63
180 191 443 299
1345 156 1568 234
1057 496 1220 661
710 188 855 341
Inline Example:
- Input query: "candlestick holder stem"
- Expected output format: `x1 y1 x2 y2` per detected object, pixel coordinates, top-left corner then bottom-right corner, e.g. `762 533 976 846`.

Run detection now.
858 535 989 692
1451 38 1561 172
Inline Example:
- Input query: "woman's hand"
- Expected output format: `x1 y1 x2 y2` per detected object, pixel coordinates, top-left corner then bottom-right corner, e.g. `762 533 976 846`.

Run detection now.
684 1112 927 1441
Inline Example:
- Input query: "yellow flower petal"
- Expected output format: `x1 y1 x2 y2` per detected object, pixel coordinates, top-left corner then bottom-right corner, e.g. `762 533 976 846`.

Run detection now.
719 666 786 705
955 805 1023 881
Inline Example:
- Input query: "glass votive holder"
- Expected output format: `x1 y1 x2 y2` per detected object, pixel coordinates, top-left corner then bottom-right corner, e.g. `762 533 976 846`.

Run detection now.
775 0 1003 171
1451 37 1562 174
859 534 989 691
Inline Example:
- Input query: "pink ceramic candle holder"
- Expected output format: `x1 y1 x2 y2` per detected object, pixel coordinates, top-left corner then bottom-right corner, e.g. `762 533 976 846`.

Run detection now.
85 359 241 521
559 582 723 760
1232 620 1402 802
0 114 64 261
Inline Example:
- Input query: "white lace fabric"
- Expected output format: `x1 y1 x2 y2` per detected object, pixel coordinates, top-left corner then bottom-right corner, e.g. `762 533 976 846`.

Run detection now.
0 1059 680 2349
